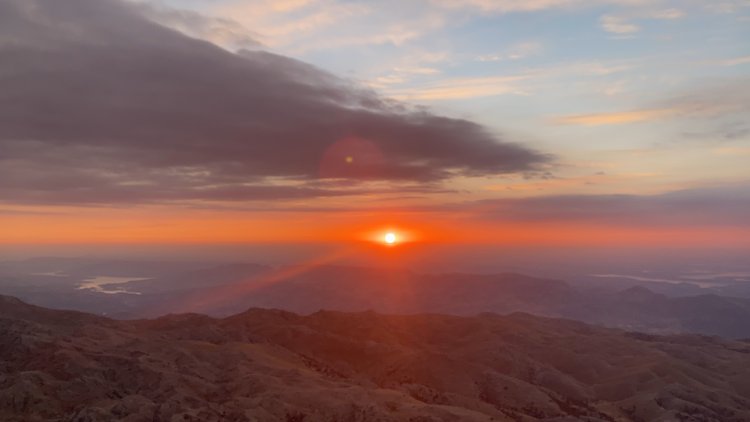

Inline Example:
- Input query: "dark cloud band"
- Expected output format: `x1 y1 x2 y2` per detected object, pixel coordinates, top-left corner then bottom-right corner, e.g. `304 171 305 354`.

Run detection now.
466 184 750 227
0 0 549 205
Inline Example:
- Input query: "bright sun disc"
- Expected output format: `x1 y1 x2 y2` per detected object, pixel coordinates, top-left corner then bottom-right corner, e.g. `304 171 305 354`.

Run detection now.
384 232 397 244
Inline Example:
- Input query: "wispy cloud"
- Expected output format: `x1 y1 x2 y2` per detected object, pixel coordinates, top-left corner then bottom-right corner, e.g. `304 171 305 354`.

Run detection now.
135 2 262 50
380 59 633 101
386 75 532 100
204 0 446 53
392 66 441 75
555 108 679 125
434 0 577 13
648 8 686 19
363 50 450 89
554 77 750 126
432 0 661 14
477 41 543 62
599 15 640 34
553 101 742 126
705 0 750 14
599 6 686 35
719 56 750 66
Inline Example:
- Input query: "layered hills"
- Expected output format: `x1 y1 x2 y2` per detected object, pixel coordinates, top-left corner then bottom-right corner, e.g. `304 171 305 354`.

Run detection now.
5 262 750 338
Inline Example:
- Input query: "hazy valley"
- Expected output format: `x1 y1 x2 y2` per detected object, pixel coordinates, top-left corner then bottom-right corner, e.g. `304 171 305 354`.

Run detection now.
3 258 750 339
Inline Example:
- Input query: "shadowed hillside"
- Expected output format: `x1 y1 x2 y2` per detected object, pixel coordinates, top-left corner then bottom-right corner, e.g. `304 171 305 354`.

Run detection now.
2 295 750 421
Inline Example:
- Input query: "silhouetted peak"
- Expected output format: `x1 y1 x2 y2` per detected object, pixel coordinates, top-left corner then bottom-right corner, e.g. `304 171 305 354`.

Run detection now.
0 294 25 306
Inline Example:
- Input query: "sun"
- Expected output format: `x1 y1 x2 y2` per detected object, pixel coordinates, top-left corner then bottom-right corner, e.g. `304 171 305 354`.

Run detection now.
364 228 412 246
384 232 397 245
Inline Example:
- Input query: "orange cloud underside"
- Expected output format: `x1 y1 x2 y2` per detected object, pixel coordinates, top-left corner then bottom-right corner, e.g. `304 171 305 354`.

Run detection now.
554 108 680 126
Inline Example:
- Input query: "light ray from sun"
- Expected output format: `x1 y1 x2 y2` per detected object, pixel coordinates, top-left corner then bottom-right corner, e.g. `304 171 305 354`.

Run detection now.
158 246 356 315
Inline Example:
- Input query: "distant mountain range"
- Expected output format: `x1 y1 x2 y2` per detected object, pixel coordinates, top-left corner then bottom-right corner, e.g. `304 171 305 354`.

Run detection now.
2 259 750 338
2 295 750 421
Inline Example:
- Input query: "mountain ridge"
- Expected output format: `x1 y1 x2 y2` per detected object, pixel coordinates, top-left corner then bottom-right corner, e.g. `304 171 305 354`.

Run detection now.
6 262 750 338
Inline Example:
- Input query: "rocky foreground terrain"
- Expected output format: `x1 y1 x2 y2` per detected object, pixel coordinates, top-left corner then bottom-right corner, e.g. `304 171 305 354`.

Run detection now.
2 295 750 421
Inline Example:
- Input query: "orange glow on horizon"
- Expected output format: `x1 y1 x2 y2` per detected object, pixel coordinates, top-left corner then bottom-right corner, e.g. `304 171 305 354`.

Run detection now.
0 205 749 249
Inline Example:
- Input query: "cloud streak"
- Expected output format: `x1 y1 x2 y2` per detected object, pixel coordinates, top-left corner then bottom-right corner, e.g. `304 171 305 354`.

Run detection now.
554 108 679 125
599 15 640 34
466 184 750 228
553 77 750 127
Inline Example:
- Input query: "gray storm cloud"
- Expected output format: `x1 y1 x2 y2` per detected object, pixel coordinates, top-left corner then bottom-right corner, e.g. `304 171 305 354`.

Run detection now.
0 0 549 205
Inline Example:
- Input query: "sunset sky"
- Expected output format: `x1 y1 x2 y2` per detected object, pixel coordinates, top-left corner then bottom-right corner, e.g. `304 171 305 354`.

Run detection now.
1 0 748 250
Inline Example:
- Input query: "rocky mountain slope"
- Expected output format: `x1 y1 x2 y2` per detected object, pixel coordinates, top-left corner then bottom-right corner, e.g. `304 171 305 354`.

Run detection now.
3 295 750 421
